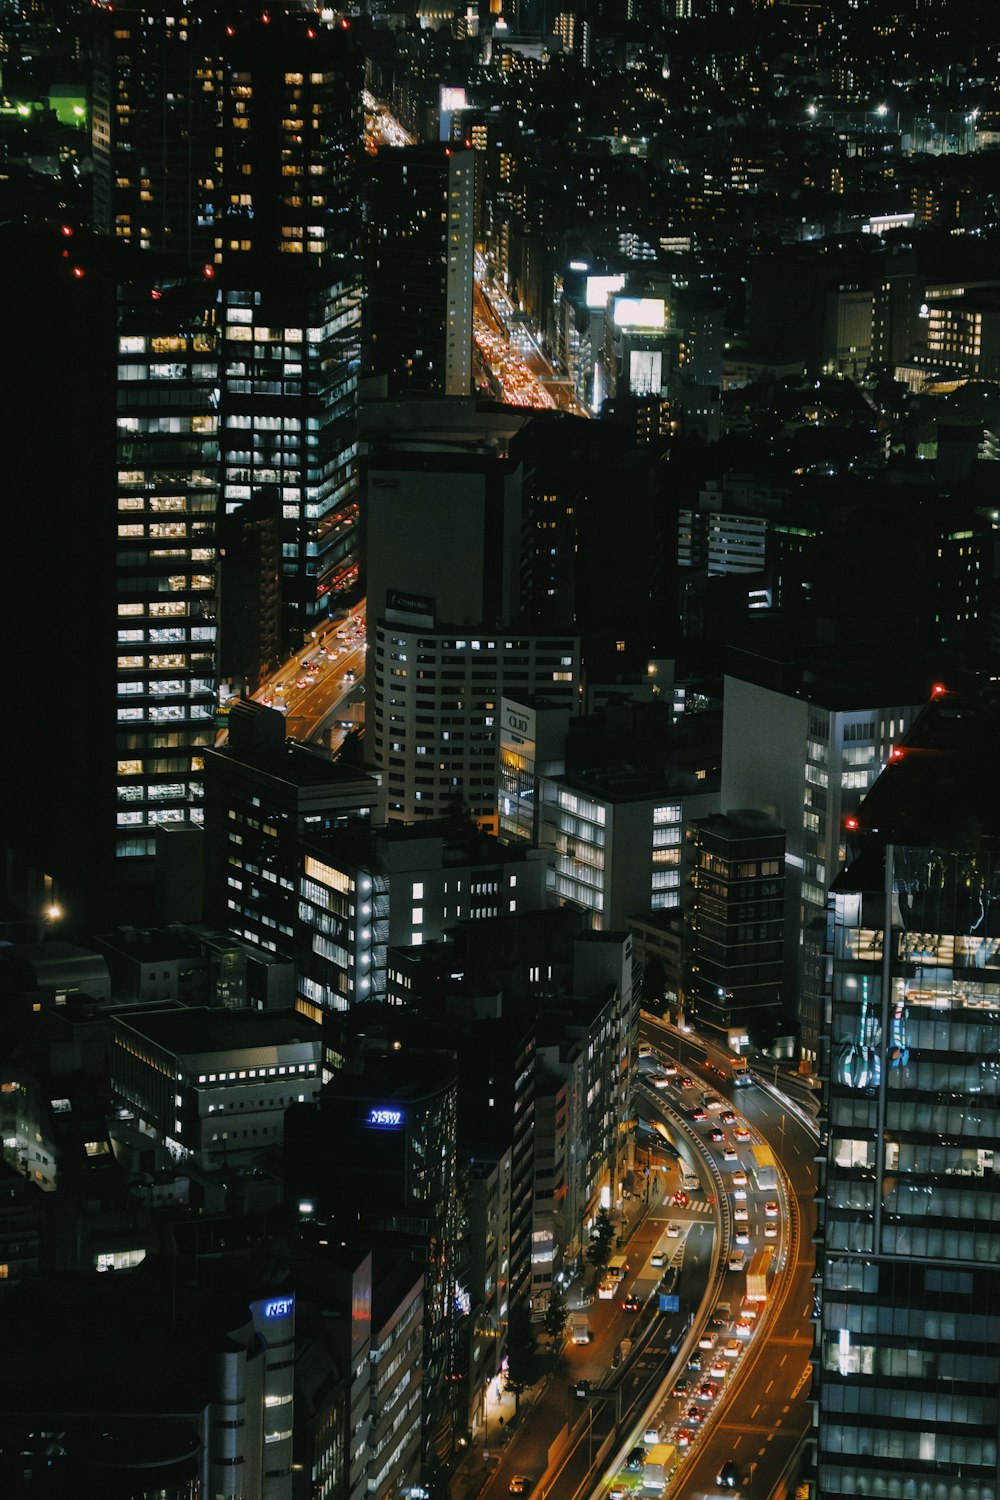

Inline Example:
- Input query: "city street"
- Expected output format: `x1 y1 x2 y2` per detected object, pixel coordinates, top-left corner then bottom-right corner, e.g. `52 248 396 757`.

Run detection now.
455 1022 817 1500
248 604 367 751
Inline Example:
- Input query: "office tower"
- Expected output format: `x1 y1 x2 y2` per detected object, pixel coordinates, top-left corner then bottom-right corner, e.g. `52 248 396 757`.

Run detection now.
115 269 221 863
210 13 363 638
816 687 1000 1500
372 619 580 827
91 0 215 259
537 769 718 931
686 811 786 1043
364 143 475 396
286 1052 461 1458
363 433 524 631
294 820 549 1010
722 647 928 1061
0 227 222 924
93 4 363 642
202 699 382 964
362 421 580 825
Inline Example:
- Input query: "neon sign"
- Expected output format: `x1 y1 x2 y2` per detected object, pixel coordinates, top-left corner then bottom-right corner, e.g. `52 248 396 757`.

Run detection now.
263 1296 294 1320
367 1107 403 1129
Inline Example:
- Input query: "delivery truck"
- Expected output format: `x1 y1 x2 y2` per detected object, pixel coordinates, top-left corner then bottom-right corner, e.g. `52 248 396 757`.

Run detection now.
751 1143 778 1191
643 1443 678 1489
746 1247 774 1302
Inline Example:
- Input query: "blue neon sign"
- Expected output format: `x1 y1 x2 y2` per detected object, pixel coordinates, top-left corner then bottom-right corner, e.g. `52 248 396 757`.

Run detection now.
367 1107 404 1129
263 1296 294 1320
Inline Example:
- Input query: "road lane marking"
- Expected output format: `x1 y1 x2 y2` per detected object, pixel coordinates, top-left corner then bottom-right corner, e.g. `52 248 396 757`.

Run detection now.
765 1380 774 1393
751 1405 760 1419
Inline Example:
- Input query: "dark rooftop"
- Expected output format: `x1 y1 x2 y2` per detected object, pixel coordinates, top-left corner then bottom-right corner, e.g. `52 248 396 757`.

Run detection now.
114 1005 320 1057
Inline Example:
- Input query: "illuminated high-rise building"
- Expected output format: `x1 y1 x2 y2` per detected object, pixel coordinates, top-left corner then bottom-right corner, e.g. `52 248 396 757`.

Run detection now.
816 687 1000 1499
92 3 363 641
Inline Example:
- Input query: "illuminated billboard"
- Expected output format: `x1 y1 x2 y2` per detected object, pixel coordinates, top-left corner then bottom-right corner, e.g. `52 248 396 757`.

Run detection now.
629 349 662 396
440 87 468 113
585 274 625 309
613 297 665 329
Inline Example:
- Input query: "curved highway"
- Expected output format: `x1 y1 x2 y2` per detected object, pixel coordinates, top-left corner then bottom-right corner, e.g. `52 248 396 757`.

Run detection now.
636 1016 817 1500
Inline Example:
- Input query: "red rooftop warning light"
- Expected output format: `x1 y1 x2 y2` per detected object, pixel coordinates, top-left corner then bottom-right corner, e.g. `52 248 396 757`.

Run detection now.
890 747 904 761
932 682 947 697
845 816 859 832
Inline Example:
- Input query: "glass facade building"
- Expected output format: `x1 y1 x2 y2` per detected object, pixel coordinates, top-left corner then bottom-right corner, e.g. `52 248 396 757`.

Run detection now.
114 277 220 859
816 693 1000 1500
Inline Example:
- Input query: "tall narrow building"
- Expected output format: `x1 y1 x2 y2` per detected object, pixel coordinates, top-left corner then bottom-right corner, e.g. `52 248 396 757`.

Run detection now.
364 144 475 397
92 2 363 643
816 687 1000 1500
114 267 222 861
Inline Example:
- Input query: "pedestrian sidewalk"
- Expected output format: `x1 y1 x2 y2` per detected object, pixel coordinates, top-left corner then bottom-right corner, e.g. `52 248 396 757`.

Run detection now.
450 1371 551 1500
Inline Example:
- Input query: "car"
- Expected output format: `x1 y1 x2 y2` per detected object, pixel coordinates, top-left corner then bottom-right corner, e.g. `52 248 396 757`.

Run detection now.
733 1204 749 1221
764 1201 779 1218
687 1353 703 1372
723 1146 738 1162
625 1447 646 1471
698 1330 717 1349
724 1340 742 1359
734 1229 750 1245
508 1478 531 1495
671 1191 689 1208
622 1295 640 1313
721 1111 738 1124
733 1185 747 1200
709 1315 727 1330
697 1381 718 1401
300 658 313 669
644 1424 663 1444
672 1378 690 1398
718 1461 740 1489
608 1487 629 1500
709 1358 727 1378
676 1428 695 1448
571 1378 591 1398
734 1125 751 1141
764 1222 778 1238
732 1170 748 1187
344 668 356 681
678 1075 695 1089
638 1043 653 1057
734 1319 752 1336
662 1062 678 1076
667 1222 682 1238
690 1107 707 1122
650 1250 667 1267
685 1404 705 1425
650 1073 670 1089
705 1095 725 1111
709 1127 725 1143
